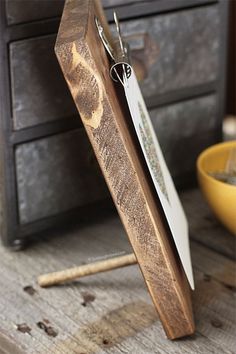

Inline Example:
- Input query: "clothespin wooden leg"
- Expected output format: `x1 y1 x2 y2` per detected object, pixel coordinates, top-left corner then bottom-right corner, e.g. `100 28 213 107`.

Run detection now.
38 253 137 287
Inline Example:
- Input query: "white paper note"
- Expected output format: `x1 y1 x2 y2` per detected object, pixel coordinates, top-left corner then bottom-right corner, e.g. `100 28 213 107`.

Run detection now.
123 69 194 290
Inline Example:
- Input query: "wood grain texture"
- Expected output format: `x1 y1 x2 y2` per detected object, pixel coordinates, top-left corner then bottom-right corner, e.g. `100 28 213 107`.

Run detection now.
0 189 235 353
55 0 194 339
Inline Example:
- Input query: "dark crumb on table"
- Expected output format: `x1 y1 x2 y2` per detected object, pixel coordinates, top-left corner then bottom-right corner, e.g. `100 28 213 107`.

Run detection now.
37 321 58 337
102 339 109 345
16 323 31 334
37 321 47 331
43 318 50 324
23 285 36 295
224 284 236 292
45 326 58 337
81 292 95 306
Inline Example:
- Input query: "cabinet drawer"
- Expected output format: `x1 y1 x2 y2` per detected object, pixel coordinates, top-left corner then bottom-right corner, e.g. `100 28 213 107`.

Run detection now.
150 94 218 179
10 5 220 130
5 0 137 25
15 129 108 224
10 35 78 130
15 93 218 225
117 5 219 99
6 0 64 25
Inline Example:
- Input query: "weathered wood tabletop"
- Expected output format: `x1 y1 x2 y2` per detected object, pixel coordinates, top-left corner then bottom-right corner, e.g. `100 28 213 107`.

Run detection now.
0 189 235 354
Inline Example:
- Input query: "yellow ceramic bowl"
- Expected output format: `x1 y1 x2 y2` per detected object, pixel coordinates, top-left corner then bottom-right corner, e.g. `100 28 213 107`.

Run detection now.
197 141 236 235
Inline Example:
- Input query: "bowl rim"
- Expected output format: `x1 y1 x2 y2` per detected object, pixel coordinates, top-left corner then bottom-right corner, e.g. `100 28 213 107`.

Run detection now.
197 140 236 189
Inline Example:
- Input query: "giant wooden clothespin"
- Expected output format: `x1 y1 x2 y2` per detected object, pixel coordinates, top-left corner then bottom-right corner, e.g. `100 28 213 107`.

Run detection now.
55 0 195 339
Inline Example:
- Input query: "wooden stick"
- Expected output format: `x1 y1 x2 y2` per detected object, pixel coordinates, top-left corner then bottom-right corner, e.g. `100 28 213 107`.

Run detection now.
38 253 137 287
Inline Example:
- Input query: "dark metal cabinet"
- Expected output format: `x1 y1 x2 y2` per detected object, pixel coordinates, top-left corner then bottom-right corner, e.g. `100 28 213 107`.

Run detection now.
0 0 228 247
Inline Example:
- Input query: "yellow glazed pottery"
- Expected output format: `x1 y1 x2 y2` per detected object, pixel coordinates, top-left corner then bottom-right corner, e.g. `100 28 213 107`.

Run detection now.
197 141 236 235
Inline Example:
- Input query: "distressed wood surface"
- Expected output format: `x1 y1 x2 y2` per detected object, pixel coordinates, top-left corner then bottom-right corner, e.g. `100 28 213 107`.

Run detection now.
55 0 194 339
0 188 235 354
